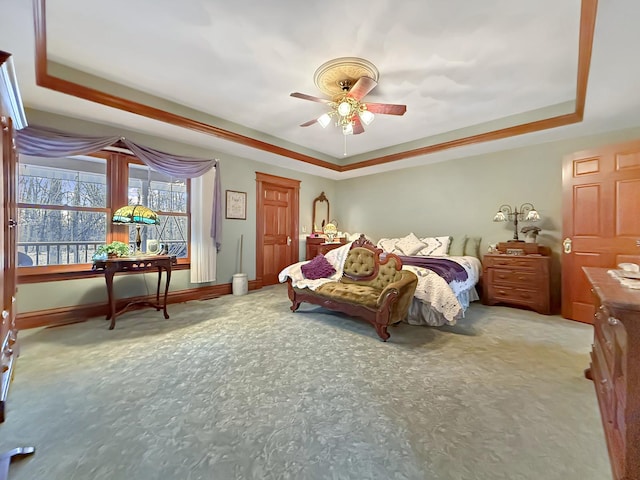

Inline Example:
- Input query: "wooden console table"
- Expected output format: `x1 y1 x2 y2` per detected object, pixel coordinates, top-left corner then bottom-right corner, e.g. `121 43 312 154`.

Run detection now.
92 255 176 330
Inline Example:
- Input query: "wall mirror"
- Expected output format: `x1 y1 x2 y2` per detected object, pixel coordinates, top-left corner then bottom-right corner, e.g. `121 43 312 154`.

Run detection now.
312 192 330 233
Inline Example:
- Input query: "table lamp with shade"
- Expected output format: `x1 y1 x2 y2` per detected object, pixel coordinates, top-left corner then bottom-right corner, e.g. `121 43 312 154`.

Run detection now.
112 205 160 254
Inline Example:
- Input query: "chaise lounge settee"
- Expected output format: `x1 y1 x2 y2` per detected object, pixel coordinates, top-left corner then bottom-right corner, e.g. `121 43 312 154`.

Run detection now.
287 235 418 341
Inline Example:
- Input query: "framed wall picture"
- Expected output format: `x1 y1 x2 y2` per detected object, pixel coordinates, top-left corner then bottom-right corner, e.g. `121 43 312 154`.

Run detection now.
225 190 247 220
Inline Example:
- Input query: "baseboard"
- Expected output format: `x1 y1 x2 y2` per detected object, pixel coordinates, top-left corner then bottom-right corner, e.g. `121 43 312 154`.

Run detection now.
16 279 263 330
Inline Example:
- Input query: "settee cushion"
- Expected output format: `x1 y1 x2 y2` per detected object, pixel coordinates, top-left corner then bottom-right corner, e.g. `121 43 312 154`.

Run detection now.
301 254 336 280
316 282 379 308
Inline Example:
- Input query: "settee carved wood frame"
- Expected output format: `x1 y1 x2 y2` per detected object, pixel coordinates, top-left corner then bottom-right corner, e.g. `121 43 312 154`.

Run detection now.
287 235 406 341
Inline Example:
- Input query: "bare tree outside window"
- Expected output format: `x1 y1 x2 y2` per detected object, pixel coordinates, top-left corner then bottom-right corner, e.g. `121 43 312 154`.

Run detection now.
18 155 107 266
129 164 188 258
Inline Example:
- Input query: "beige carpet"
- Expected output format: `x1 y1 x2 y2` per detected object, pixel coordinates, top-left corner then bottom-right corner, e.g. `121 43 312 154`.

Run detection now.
1 284 609 479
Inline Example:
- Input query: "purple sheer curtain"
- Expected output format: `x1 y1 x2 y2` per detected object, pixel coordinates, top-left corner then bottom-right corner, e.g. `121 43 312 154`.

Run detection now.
15 125 222 249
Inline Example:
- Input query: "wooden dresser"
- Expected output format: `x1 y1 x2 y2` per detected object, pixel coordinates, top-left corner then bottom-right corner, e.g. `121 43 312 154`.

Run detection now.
583 267 640 480
483 248 551 315
305 236 346 260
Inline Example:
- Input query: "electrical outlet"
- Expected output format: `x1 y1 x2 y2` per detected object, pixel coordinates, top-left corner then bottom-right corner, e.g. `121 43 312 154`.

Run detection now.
302 226 307 233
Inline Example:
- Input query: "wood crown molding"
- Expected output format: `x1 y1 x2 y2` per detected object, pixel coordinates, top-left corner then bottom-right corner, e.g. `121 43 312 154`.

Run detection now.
31 0 597 174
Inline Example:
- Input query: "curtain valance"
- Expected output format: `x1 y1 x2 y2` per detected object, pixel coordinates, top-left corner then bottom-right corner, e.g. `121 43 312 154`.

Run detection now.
15 125 222 250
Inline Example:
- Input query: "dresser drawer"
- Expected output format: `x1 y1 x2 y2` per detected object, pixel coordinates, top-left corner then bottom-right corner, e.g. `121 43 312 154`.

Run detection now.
487 268 538 288
483 255 543 269
591 343 614 420
487 285 542 307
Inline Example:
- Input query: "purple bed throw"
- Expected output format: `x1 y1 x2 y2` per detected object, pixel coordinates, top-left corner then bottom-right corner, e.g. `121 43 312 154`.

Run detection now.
398 256 468 284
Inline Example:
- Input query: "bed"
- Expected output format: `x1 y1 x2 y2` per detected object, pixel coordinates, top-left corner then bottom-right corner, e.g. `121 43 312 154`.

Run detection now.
279 233 482 328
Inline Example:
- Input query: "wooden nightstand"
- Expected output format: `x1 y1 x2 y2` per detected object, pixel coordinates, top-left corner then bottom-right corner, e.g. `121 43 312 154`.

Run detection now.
306 236 346 260
482 250 551 315
318 242 346 256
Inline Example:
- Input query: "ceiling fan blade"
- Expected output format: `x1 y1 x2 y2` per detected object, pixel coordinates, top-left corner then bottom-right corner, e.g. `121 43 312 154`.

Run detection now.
290 92 331 104
352 116 365 135
364 102 407 116
299 118 318 127
346 76 377 101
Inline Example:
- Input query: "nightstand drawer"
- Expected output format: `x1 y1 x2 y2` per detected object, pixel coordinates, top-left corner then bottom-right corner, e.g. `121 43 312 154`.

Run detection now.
483 255 542 269
487 268 538 287
488 285 541 305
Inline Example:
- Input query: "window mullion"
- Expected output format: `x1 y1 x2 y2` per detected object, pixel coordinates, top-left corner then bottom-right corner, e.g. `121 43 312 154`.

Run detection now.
109 153 129 244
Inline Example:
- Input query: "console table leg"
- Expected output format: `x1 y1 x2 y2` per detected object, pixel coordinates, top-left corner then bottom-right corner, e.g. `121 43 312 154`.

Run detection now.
105 271 117 330
163 267 171 319
156 266 162 308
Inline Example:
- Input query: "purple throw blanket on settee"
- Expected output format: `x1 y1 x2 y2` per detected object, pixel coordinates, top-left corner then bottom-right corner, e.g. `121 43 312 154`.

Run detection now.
397 256 468 284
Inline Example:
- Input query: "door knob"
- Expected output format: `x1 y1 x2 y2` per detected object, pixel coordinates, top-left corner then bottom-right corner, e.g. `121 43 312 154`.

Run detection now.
563 237 572 254
287 236 292 246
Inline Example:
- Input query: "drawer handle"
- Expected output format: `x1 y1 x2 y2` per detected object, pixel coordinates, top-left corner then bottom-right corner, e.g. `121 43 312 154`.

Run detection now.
601 378 608 384
608 317 619 327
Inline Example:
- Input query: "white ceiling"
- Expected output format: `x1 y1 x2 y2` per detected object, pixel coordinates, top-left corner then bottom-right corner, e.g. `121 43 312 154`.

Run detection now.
1 0 640 179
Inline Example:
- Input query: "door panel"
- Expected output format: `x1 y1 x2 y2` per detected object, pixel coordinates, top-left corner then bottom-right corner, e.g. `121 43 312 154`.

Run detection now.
256 173 299 287
616 179 640 236
562 139 640 322
573 184 601 236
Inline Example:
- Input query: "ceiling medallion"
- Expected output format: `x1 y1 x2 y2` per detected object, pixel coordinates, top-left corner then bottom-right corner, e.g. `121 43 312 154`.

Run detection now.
313 57 379 98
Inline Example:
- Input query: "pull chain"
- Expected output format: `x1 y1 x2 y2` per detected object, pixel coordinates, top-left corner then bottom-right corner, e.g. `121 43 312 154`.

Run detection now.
343 135 347 156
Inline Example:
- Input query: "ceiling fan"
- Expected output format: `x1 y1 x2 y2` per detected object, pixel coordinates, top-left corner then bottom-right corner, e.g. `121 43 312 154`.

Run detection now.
290 58 407 136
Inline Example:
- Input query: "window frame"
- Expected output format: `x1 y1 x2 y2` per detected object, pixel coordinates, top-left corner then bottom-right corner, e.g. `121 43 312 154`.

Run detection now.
17 150 191 283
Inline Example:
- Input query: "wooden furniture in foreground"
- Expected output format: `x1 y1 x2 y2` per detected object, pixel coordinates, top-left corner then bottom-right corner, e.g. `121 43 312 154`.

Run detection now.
318 242 347 256
482 245 551 315
0 447 35 480
305 236 346 260
288 235 418 341
92 255 176 329
1 93 19 423
583 267 640 480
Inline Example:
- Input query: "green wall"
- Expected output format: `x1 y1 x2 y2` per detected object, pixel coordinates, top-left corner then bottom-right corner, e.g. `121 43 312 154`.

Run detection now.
16 110 337 313
334 126 640 306
15 110 640 314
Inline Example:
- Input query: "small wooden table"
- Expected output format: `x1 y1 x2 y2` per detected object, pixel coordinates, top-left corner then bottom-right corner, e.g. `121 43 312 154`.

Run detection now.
92 255 176 329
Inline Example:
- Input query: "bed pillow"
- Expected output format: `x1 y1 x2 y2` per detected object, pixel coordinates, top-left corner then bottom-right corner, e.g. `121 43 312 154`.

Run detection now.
448 235 468 256
301 254 336 280
395 232 426 256
416 236 451 256
377 238 403 255
464 236 482 258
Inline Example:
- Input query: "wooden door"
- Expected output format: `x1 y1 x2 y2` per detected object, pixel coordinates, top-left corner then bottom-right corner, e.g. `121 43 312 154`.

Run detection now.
256 173 299 286
562 139 640 323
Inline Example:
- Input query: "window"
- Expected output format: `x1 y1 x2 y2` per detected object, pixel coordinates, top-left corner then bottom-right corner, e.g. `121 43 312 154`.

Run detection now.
128 164 188 258
18 155 108 266
17 151 190 278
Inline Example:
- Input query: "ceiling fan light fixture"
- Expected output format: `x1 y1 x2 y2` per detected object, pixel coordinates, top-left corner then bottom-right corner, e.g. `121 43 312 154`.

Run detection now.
359 109 375 125
317 113 331 128
337 101 352 117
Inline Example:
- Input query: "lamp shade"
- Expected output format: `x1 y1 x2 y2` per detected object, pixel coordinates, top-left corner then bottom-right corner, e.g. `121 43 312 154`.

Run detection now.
112 205 159 225
359 110 375 125
493 211 507 222
317 113 331 128
525 209 540 221
337 101 351 117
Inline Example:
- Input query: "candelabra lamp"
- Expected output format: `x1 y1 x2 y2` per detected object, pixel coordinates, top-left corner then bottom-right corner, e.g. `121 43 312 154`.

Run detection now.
493 203 540 241
112 204 160 254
